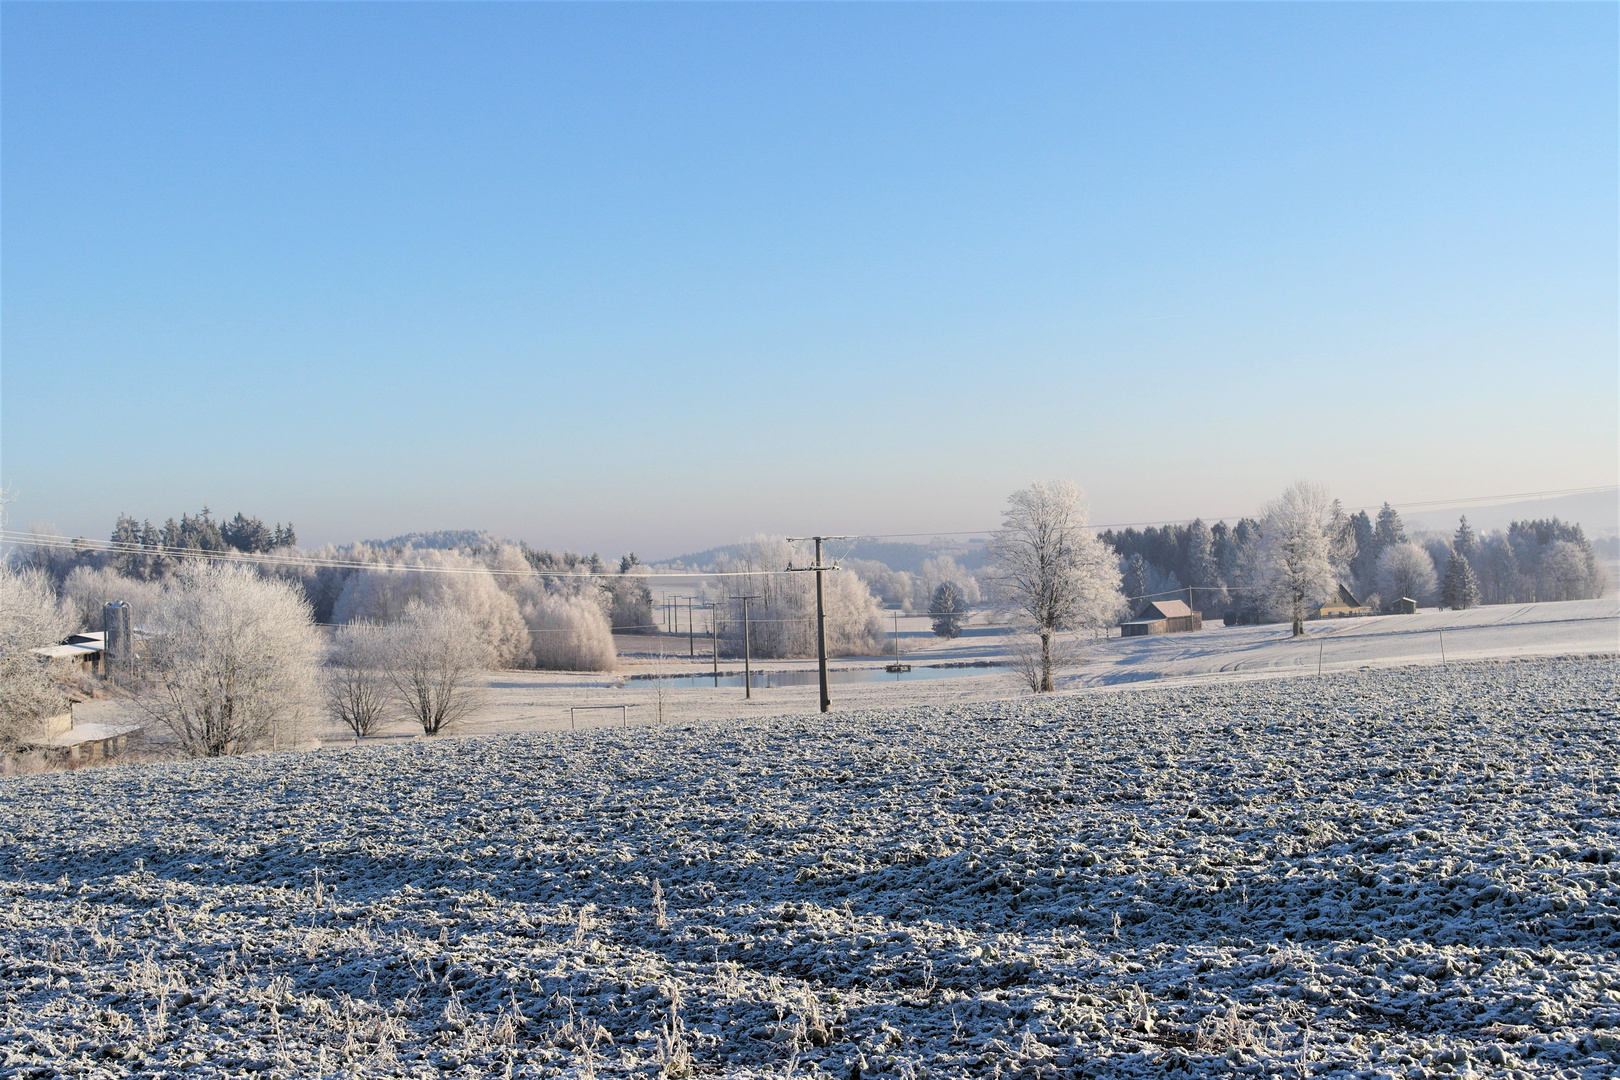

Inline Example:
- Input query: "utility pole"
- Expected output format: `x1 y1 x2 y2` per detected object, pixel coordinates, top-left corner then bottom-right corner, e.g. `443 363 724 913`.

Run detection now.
731 594 762 699
786 535 851 714
686 596 695 658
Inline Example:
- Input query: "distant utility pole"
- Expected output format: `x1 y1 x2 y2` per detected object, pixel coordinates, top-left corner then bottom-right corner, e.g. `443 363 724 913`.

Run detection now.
685 596 696 658
730 594 762 699
787 535 852 714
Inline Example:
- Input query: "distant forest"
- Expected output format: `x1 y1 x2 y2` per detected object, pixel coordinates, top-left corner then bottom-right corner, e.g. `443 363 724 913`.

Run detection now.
1101 503 1607 616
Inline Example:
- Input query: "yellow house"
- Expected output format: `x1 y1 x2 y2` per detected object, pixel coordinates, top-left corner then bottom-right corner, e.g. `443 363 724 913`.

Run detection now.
1315 584 1370 618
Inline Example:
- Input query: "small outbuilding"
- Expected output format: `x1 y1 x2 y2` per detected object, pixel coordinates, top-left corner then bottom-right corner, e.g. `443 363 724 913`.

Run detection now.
30 632 106 675
1121 599 1203 637
1315 585 1370 619
1392 596 1419 615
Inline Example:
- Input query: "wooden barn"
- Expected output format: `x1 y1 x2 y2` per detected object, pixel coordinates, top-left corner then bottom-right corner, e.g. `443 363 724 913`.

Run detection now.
1120 598 1203 637
1315 584 1370 619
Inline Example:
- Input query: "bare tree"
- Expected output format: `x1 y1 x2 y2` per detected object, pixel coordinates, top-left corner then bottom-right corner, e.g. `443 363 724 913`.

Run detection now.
0 564 74 751
988 481 1123 692
381 603 488 735
134 563 321 756
326 622 391 737
1257 481 1336 636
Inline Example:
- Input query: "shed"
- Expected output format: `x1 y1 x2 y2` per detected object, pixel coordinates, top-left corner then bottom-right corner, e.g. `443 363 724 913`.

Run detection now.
1315 584 1370 619
1393 596 1418 615
1121 598 1203 637
29 632 105 675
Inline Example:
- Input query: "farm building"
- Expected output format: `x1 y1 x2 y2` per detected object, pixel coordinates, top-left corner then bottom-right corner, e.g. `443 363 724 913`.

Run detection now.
3 706 142 775
1393 597 1419 614
1315 584 1371 619
30 631 106 675
1121 599 1203 637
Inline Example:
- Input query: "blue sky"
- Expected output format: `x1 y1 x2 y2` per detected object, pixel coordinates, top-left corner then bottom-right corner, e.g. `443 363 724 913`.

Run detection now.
3 3 1615 556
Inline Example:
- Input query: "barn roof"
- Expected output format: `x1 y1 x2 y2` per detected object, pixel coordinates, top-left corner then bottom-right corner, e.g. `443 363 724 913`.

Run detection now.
1124 599 1193 623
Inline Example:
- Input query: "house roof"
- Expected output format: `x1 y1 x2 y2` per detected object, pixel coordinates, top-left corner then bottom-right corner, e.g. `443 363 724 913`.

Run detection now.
1142 599 1193 619
1320 584 1363 608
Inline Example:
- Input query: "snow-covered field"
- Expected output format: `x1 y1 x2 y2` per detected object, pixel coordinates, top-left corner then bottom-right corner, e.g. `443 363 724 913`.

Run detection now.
3 658 1618 1078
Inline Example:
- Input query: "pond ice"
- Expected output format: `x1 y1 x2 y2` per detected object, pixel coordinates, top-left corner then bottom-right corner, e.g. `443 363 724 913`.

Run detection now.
1 658 1617 1078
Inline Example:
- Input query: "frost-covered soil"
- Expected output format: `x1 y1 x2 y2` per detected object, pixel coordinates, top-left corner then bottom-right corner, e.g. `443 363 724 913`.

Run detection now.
3 659 1618 1079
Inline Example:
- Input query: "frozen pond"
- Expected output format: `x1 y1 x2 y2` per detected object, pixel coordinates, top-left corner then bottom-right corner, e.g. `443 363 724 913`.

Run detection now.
628 662 1006 689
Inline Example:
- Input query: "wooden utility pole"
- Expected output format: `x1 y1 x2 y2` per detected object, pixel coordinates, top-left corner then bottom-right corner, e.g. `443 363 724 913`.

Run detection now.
787 535 850 713
731 594 762 699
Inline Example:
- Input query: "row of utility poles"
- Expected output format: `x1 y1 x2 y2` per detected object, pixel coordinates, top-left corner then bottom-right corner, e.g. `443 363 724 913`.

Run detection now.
651 535 848 712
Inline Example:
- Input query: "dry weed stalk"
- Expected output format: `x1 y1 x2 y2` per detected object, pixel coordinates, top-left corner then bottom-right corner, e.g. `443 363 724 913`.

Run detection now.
652 879 669 930
657 984 694 1078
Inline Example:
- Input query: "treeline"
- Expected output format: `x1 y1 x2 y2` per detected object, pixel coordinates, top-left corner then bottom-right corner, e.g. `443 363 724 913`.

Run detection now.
9 512 664 673
1101 504 1607 615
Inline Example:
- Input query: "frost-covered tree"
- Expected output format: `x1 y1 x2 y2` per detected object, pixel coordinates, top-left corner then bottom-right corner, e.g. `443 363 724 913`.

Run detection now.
1122 554 1150 603
1184 519 1217 590
512 584 618 671
332 548 529 667
915 555 982 609
929 582 966 638
1349 510 1379 592
59 566 164 637
1452 516 1478 572
606 556 655 633
1539 540 1597 602
134 563 321 757
1440 550 1481 610
0 565 74 751
1326 501 1357 580
1256 481 1336 636
709 537 884 659
988 481 1123 692
1375 542 1439 609
326 623 391 737
379 603 489 735
1375 503 1407 549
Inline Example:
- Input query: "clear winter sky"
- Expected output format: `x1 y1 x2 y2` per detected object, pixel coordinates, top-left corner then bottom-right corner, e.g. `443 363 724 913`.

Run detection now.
2 3 1615 557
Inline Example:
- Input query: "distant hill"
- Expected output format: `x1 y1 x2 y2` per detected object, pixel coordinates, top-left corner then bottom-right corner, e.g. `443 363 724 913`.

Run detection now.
655 536 988 574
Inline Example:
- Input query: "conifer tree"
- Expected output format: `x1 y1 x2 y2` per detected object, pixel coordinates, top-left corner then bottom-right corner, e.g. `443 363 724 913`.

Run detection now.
1441 549 1481 610
1453 516 1478 568
929 581 966 638
1375 503 1407 547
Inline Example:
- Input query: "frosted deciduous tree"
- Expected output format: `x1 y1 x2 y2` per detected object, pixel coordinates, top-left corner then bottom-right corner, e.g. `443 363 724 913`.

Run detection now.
916 556 982 609
332 548 529 667
135 563 321 757
1375 542 1439 608
1539 540 1596 602
710 537 884 659
60 565 164 635
1257 481 1336 637
988 481 1123 692
0 565 74 751
929 582 966 638
513 585 618 671
327 623 391 737
380 603 489 735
